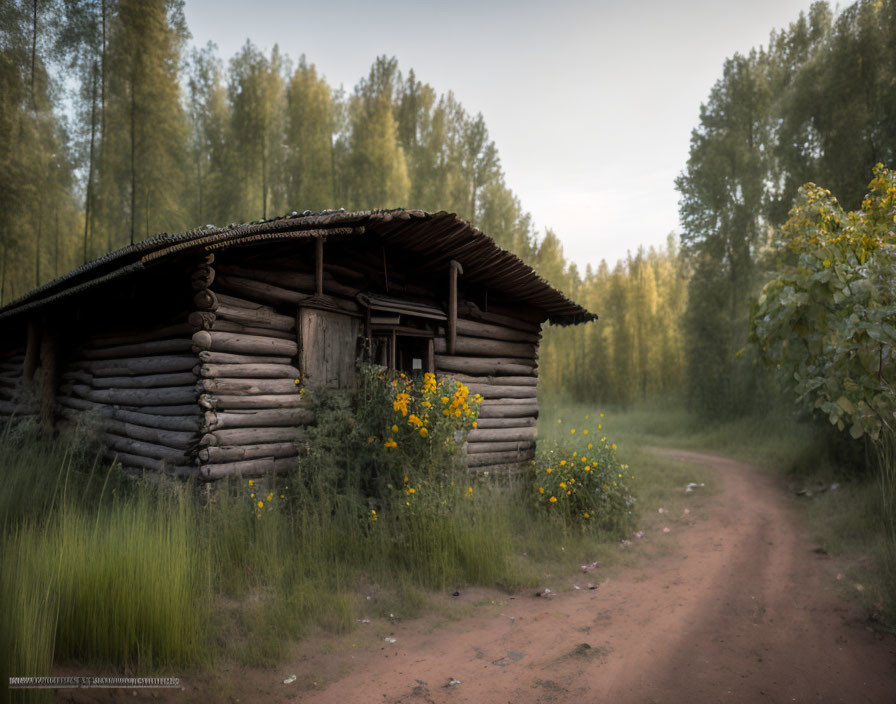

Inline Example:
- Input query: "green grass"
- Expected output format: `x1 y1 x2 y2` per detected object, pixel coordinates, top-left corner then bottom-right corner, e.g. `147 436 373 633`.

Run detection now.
15 395 883 698
3 404 661 693
543 399 896 631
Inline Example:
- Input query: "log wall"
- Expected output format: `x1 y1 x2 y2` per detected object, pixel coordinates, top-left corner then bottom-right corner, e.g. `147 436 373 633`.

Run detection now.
433 313 541 474
0 342 37 421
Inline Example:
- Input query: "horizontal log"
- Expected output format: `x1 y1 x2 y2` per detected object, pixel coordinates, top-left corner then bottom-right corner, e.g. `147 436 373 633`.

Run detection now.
481 397 538 405
102 449 195 478
200 363 300 379
192 330 297 358
193 288 218 311
434 336 536 359
215 274 360 314
477 403 539 419
214 303 295 332
215 264 360 299
70 384 197 406
102 431 188 464
434 356 535 377
79 339 193 360
465 384 538 399
198 351 293 366
198 443 298 463
200 456 296 480
201 427 304 446
121 403 199 416
203 408 314 431
466 448 535 468
215 292 267 310
0 362 24 373
454 318 540 343
112 408 200 432
197 378 299 395
466 440 535 454
450 374 538 386
73 372 198 389
57 408 197 449
70 355 198 377
210 319 295 340
86 323 193 349
457 303 543 334
467 426 537 443
474 417 537 429
0 376 20 387
199 393 307 410
190 266 215 290
0 399 37 415
188 311 216 330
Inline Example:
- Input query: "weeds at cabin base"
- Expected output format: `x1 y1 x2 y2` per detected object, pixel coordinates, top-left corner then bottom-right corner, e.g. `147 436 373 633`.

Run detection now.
1 374 639 695
3 391 894 695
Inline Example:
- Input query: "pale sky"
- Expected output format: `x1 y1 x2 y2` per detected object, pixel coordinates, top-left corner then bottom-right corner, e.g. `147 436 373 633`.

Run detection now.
184 0 819 270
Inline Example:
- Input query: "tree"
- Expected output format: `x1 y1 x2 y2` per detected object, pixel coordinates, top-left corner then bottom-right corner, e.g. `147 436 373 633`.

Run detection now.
283 56 336 211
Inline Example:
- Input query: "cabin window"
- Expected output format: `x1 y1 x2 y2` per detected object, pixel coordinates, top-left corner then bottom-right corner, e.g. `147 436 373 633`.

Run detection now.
297 307 360 389
370 332 433 374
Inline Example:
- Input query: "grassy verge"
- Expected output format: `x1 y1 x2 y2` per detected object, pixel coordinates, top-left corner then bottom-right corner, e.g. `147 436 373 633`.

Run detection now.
543 399 895 631
3 400 697 699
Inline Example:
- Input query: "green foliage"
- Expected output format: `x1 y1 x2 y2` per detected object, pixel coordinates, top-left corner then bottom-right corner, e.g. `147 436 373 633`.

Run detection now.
530 413 635 532
752 165 896 441
295 366 479 502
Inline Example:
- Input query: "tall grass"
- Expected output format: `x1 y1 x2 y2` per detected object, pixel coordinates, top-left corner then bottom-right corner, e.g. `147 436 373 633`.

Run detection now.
4 400 705 690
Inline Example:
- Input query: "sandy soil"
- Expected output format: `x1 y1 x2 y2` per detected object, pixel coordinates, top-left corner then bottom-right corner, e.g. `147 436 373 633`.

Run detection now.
56 449 896 703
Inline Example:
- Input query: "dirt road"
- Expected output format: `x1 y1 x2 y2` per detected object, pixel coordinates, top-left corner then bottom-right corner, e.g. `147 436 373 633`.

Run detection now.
293 449 896 704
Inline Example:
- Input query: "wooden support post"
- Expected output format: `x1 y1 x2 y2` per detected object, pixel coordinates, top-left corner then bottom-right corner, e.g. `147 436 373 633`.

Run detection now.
39 322 58 428
427 338 435 374
315 236 324 297
389 329 396 370
448 260 463 355
23 318 42 387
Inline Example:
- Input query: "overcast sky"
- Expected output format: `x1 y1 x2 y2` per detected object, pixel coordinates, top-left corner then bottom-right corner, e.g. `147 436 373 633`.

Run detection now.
184 0 819 270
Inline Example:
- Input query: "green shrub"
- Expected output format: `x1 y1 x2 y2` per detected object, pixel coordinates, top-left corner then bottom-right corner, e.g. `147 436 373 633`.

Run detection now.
531 412 635 533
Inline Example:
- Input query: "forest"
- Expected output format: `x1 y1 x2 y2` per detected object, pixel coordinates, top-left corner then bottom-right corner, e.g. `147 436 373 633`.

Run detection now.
1 0 895 417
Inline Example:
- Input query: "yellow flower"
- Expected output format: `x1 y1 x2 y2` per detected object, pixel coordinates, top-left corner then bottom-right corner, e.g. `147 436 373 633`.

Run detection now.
257 501 263 508
392 424 399 433
407 488 416 494
441 396 449 404
419 427 429 438
570 428 576 434
584 512 590 518
559 482 567 489
248 479 254 486
560 460 566 466
384 438 397 448
371 510 377 521
557 419 562 424
598 424 602 429
250 493 255 498
468 486 474 496
618 474 622 478
546 467 552 474
408 414 423 428
587 443 593 449
600 413 604 418
611 444 617 450
539 487 545 494
267 493 273 501
549 496 557 503
280 494 284 498
404 475 409 483
472 421 478 428
367 436 375 443
422 401 432 408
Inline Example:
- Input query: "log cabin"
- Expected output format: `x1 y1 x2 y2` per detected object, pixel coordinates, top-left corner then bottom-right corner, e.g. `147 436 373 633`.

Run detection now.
0 209 596 479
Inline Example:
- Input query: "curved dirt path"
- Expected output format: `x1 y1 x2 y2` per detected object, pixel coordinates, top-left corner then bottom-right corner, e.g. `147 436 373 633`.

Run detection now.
292 448 896 704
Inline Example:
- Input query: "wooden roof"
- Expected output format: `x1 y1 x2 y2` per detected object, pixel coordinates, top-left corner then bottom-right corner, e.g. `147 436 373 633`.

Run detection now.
0 209 597 326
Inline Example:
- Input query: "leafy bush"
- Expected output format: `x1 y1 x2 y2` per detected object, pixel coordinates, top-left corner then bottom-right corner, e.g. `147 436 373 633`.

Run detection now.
530 413 635 532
